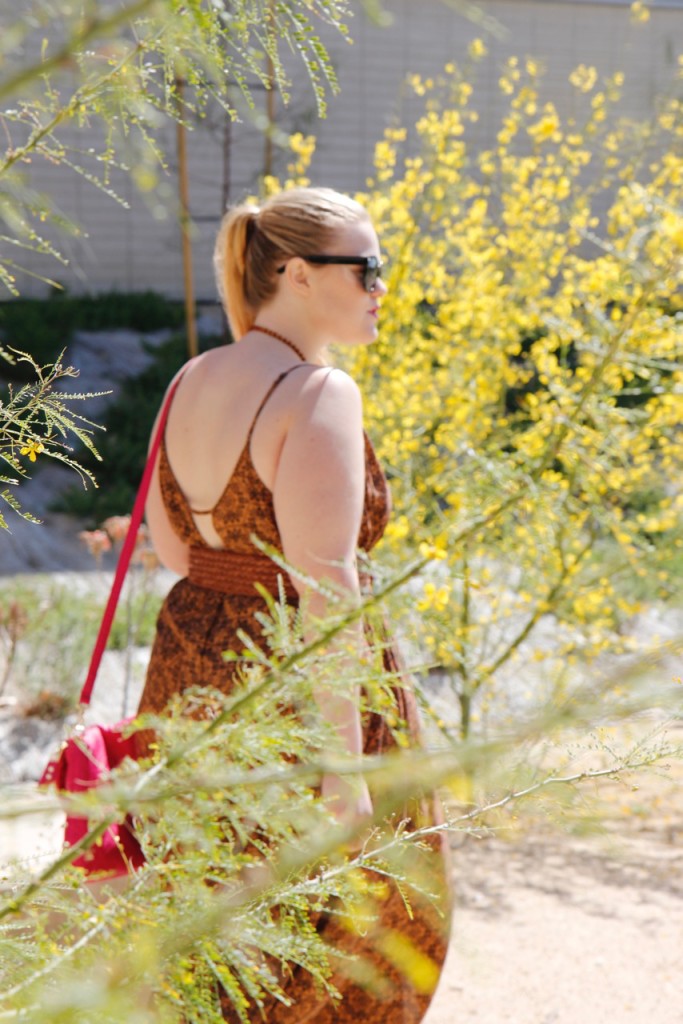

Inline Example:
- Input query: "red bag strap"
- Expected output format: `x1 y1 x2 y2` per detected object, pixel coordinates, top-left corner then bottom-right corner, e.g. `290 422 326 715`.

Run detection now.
78 367 188 707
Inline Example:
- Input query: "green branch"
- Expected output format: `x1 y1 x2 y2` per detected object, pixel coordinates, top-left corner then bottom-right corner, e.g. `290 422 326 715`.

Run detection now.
0 0 161 104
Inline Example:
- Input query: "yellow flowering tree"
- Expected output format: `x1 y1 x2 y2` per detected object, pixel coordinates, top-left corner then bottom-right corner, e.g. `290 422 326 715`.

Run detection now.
345 52 683 737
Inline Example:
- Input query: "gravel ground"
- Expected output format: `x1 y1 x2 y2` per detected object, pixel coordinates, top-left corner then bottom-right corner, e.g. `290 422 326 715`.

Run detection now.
425 748 683 1024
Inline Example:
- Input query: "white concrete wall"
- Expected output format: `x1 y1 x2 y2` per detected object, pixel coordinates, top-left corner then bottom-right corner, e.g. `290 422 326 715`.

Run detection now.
13 0 682 300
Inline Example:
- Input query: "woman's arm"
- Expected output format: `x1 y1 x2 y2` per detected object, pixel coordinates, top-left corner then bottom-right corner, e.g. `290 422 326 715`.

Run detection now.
273 367 372 826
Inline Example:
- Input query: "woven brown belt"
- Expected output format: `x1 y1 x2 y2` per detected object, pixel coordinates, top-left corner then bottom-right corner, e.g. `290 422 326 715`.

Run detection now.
188 546 299 601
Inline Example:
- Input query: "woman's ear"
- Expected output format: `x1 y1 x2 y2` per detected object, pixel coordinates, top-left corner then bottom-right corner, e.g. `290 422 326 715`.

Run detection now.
283 256 312 296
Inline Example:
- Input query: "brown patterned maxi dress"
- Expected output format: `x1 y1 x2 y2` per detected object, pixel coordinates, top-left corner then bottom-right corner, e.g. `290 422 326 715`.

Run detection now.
138 366 451 1023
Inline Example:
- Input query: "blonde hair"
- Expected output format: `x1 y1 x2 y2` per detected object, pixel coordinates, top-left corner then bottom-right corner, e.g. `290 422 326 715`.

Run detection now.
214 187 368 340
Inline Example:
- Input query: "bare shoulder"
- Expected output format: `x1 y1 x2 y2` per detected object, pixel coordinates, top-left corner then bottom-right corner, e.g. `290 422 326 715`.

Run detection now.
273 365 367 575
285 365 363 425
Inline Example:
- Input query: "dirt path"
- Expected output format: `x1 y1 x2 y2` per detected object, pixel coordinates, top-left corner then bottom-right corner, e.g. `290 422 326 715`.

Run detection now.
425 755 683 1024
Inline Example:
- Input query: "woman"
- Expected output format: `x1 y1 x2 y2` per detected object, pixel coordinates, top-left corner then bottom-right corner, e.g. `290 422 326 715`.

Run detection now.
139 187 450 1022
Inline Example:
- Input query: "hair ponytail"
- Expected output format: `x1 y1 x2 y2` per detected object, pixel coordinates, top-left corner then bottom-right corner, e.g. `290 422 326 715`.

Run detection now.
214 203 260 340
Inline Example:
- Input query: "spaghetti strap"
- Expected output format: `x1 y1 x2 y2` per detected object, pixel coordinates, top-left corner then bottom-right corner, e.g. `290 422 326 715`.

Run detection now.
246 363 310 444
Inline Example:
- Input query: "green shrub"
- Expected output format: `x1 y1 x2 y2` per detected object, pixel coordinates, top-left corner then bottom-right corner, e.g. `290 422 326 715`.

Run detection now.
0 290 185 383
108 587 164 650
0 574 164 713
0 579 101 707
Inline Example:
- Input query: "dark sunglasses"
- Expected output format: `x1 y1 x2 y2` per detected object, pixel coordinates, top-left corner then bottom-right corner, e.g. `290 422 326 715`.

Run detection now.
277 255 385 293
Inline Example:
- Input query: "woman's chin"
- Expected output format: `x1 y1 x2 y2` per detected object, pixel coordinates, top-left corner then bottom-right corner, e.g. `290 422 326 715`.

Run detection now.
331 329 378 350
361 318 380 342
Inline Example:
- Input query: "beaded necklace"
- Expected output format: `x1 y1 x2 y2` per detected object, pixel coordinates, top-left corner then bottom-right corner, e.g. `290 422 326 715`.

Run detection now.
253 324 306 361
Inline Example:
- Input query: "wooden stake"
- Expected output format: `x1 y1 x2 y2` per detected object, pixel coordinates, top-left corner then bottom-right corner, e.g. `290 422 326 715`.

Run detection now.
264 0 276 178
175 76 198 359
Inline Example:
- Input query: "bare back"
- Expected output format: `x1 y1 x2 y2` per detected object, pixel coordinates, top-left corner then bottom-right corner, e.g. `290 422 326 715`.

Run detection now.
146 338 367 594
162 344 308 547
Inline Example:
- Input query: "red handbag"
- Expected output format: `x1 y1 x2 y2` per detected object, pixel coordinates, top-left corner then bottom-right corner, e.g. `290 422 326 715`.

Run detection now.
40 719 145 875
39 370 186 877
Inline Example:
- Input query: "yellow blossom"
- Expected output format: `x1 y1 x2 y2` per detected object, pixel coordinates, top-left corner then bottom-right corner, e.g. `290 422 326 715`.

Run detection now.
528 107 561 143
630 1 651 23
468 38 487 60
569 64 598 93
20 440 44 462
